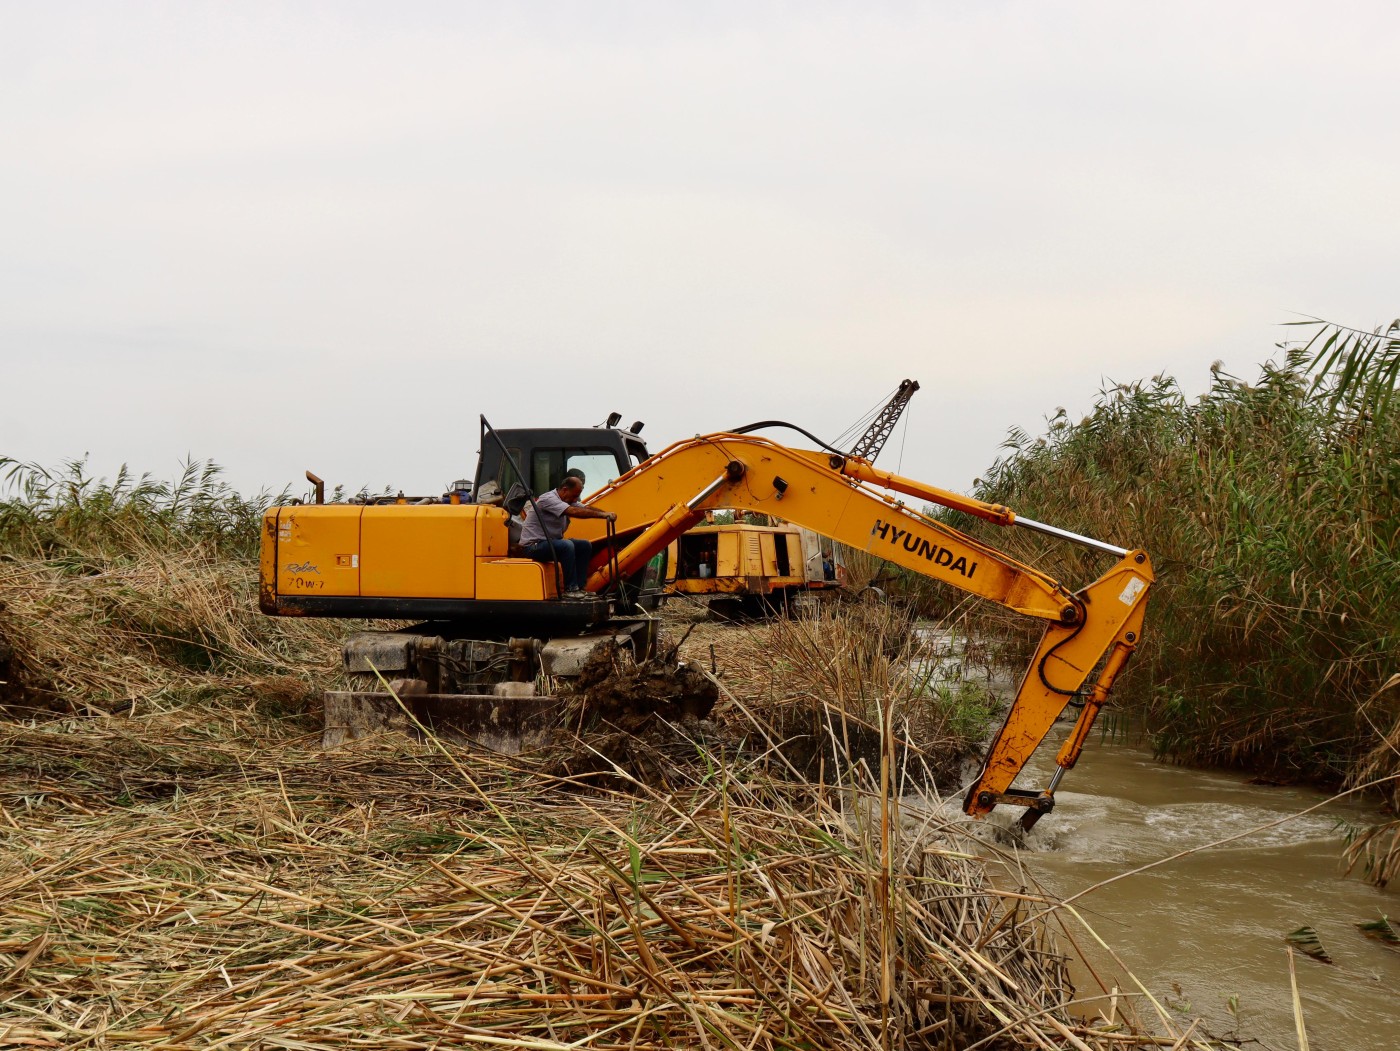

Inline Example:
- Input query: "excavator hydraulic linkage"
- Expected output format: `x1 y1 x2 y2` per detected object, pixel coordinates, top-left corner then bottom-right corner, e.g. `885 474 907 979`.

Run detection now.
566 432 1153 830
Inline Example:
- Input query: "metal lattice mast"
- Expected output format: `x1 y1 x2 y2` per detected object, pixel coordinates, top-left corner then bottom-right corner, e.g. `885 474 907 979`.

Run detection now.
848 378 920 463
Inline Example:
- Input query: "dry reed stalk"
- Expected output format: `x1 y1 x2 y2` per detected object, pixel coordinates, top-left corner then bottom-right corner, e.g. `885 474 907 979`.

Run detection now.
1342 676 1400 887
696 604 996 794
0 696 1222 1050
0 534 340 716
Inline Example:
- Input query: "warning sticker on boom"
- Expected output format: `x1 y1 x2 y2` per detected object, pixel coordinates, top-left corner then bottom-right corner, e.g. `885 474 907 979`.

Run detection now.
1118 576 1146 606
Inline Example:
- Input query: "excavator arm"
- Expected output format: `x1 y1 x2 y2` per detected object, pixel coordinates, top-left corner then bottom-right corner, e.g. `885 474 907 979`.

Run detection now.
573 433 1153 828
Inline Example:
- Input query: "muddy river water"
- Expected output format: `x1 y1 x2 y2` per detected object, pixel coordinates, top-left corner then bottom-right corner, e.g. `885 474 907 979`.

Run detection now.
974 730 1399 1049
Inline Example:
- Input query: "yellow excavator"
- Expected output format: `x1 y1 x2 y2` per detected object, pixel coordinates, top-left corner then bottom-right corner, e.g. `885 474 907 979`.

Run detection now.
261 416 1152 828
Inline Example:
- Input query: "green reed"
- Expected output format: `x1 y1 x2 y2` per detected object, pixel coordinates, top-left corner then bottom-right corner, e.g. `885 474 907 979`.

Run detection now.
949 332 1400 789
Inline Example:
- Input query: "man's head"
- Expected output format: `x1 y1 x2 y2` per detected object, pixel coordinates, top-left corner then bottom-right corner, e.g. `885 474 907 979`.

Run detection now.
558 477 584 499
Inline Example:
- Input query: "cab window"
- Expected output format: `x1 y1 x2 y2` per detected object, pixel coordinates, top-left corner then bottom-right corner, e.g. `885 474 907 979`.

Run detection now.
528 448 625 496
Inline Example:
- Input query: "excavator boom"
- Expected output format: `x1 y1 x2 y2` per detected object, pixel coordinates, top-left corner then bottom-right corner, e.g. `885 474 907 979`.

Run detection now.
569 432 1153 825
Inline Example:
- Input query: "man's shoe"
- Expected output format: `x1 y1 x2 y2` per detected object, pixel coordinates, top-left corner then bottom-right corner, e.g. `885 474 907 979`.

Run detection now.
564 589 591 601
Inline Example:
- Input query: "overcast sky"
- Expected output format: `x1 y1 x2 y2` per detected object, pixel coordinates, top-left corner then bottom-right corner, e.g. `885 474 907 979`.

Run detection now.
2 2 1396 506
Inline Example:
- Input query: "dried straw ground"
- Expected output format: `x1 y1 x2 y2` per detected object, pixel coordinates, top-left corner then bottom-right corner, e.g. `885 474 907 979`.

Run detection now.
0 724 1215 1050
2 595 1224 1049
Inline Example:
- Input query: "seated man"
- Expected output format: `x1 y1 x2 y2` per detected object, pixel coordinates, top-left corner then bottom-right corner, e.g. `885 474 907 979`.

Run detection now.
519 475 616 599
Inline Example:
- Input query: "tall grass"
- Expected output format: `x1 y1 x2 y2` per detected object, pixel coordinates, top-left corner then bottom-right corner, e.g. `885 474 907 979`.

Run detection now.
948 334 1400 793
0 457 335 715
714 603 1000 791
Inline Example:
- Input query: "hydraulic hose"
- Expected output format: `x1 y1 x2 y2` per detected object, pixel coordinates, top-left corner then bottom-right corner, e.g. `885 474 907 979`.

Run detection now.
723 420 848 458
1036 596 1089 697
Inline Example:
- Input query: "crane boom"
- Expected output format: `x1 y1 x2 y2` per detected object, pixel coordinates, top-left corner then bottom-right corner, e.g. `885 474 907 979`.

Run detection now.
848 378 920 463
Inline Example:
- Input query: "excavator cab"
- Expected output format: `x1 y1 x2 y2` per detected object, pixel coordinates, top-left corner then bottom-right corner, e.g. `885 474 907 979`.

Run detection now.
260 415 653 625
473 417 650 503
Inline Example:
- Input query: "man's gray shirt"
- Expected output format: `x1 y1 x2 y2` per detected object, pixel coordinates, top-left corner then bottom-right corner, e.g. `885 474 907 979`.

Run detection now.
519 490 575 546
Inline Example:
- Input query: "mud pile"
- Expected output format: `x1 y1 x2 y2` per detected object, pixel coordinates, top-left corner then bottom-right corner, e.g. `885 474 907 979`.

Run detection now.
560 646 719 729
544 647 725 787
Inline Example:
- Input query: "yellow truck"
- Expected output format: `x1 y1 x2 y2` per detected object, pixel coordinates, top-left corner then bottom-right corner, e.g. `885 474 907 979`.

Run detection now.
663 516 838 614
